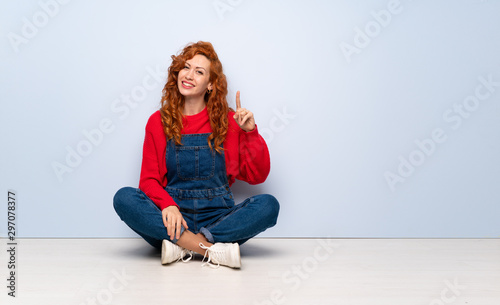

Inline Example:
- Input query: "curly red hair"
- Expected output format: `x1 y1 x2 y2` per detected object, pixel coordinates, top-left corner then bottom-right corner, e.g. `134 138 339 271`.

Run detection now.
160 41 231 153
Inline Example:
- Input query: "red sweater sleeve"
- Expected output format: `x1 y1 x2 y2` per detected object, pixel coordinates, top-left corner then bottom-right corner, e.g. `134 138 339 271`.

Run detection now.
138 111 178 211
226 112 271 185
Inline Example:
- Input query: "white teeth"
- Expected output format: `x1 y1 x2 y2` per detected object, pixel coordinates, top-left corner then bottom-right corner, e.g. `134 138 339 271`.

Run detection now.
183 82 194 87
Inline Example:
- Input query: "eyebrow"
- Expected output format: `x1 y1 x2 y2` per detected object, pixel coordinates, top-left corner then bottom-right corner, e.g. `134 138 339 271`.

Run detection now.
185 62 207 71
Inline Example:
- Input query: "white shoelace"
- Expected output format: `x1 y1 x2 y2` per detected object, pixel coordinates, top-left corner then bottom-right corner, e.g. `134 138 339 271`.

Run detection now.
176 249 193 263
199 242 222 268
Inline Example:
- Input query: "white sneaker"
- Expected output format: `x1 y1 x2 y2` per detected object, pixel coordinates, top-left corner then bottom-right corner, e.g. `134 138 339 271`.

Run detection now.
161 240 193 265
199 242 241 269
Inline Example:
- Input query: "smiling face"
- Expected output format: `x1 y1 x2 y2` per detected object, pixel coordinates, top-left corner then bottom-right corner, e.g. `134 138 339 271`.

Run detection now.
177 54 212 99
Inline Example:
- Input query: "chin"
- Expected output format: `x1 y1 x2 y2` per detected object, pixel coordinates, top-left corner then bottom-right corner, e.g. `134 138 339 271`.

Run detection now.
178 87 191 97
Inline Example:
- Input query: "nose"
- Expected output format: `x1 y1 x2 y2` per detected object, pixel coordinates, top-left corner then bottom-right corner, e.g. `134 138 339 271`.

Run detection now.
185 69 194 80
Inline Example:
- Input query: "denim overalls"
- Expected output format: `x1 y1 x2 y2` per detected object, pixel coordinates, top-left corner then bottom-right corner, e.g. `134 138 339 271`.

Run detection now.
164 133 236 242
114 133 279 250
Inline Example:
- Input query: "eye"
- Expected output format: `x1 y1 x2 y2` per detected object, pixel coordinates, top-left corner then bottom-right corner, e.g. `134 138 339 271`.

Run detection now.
183 65 189 69
196 70 204 75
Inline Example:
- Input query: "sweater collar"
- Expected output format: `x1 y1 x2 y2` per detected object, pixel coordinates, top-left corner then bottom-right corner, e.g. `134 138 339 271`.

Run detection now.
184 105 208 121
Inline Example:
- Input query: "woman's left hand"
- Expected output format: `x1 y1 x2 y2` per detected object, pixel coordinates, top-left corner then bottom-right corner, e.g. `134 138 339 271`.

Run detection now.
233 91 255 132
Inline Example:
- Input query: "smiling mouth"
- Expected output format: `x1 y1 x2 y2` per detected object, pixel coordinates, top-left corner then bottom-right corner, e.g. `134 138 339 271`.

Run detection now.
182 81 194 88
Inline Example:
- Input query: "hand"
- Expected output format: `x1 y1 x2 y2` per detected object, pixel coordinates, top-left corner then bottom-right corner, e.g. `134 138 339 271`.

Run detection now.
162 206 188 241
233 91 255 132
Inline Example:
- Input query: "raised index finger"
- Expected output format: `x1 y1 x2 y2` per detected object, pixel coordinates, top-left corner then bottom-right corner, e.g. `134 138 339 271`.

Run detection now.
236 91 241 109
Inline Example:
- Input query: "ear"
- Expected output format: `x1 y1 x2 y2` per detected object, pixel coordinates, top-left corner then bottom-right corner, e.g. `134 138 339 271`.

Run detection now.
207 82 213 91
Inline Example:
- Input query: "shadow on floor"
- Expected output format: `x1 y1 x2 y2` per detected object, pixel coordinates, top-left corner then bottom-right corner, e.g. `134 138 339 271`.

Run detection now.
240 241 285 257
112 240 160 258
113 239 284 259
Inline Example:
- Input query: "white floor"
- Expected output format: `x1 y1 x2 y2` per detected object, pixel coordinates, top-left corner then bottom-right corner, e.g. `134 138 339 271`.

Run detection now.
1 238 499 305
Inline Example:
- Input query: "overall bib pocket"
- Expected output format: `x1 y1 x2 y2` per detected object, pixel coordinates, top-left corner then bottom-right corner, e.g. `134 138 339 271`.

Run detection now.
175 145 215 180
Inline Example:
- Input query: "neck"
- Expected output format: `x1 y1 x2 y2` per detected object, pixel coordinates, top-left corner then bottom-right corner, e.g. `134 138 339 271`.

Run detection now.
183 96 206 115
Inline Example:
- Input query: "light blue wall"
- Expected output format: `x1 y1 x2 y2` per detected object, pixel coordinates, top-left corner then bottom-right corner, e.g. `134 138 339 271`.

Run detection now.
1 0 499 238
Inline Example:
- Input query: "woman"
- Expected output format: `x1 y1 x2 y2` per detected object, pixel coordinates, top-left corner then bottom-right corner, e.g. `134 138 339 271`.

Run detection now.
113 41 279 269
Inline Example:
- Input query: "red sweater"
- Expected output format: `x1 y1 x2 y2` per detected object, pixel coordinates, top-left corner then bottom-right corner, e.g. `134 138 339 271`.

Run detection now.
138 107 271 210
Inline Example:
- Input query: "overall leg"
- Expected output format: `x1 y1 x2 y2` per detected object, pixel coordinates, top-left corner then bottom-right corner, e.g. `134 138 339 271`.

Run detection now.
200 194 280 245
113 187 186 249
